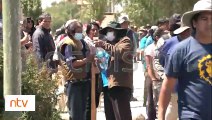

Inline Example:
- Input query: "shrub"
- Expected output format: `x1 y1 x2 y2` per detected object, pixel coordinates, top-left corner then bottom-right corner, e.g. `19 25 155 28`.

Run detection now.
20 54 62 120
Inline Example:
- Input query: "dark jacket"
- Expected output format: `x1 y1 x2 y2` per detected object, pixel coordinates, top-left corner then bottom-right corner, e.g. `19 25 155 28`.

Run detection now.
102 36 134 89
32 27 55 69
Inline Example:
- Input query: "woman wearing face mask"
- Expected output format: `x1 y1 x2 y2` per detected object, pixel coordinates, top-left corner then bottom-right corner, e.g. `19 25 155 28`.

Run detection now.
60 20 94 120
94 21 134 120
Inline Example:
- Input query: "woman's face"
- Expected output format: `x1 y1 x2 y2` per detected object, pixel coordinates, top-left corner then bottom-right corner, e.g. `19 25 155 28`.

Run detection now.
27 20 33 29
89 25 99 39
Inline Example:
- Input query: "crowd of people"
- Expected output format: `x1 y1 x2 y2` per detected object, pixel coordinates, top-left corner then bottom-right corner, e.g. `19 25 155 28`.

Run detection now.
1 0 211 120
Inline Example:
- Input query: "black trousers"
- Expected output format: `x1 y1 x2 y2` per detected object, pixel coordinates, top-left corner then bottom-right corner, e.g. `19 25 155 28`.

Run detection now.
103 86 132 120
146 77 156 120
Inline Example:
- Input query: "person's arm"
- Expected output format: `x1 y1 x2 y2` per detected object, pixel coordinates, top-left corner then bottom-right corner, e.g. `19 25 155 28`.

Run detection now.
64 45 93 68
145 55 158 81
32 32 45 62
20 31 30 46
94 37 132 60
158 46 183 120
158 76 177 120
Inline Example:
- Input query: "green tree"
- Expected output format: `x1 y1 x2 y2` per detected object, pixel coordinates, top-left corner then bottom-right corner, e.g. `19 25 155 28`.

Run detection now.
80 0 108 22
122 0 198 26
21 0 42 20
44 1 80 34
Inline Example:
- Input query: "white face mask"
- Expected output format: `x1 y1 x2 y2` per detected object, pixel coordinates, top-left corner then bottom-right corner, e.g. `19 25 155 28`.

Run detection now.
74 33 83 40
106 32 115 41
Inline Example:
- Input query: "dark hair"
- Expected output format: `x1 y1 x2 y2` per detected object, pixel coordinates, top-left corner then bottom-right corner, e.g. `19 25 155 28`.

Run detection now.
153 28 164 39
22 17 35 36
190 12 201 32
55 24 66 37
66 21 82 38
38 13 51 22
86 22 100 35
169 13 181 32
157 17 169 26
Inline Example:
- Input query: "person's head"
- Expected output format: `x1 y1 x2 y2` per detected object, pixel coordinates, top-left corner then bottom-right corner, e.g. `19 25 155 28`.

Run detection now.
145 24 151 30
138 26 148 39
66 20 83 41
173 23 191 40
86 22 100 39
157 17 169 31
169 13 181 36
179 28 191 40
191 12 211 38
99 21 127 42
132 26 138 32
153 28 165 42
148 26 158 37
23 17 34 30
118 15 130 29
182 0 212 39
38 13 52 30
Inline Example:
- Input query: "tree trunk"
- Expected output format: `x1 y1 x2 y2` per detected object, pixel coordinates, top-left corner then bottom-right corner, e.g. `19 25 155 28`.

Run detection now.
3 0 22 119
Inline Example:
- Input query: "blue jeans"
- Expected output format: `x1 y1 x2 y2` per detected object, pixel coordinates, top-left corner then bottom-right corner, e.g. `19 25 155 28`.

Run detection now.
66 80 91 120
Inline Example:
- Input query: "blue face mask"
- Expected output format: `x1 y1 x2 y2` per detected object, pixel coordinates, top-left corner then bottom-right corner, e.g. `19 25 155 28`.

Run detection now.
74 33 83 40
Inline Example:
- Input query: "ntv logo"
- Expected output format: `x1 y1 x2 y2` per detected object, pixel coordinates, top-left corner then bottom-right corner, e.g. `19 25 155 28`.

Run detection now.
5 95 35 111
10 98 28 108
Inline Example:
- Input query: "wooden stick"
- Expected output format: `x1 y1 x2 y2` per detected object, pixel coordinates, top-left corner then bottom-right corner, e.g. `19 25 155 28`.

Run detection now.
91 63 97 120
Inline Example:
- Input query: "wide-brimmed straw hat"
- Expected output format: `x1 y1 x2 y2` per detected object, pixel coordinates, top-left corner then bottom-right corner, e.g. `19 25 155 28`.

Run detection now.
173 22 190 35
182 0 212 27
99 21 127 35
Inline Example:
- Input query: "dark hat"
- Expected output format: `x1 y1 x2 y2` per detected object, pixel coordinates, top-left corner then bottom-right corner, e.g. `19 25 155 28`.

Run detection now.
169 13 181 32
169 13 181 26
157 17 169 26
99 21 127 35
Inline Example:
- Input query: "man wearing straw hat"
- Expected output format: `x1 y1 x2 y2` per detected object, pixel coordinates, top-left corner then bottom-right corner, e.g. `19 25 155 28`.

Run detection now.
158 0 212 120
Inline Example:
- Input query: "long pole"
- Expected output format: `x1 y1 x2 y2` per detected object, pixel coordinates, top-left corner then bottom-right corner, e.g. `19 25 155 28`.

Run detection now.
3 0 22 119
91 63 97 120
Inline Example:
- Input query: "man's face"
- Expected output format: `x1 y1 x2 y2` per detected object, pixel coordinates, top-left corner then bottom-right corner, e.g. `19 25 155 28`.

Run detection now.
160 22 169 31
179 28 191 40
40 17 51 29
121 21 129 29
193 11 212 37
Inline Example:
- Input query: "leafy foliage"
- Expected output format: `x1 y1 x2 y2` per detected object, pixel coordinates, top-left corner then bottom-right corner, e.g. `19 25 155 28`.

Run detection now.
44 1 80 34
21 0 42 21
122 0 198 26
20 54 61 120
81 0 108 22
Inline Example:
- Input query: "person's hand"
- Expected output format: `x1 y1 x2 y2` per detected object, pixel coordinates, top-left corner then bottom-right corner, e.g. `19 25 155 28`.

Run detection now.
25 41 33 47
93 39 104 47
23 31 30 42
85 54 95 62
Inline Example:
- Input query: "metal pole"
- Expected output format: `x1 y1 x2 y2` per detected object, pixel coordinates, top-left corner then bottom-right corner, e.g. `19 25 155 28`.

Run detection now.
3 0 21 119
